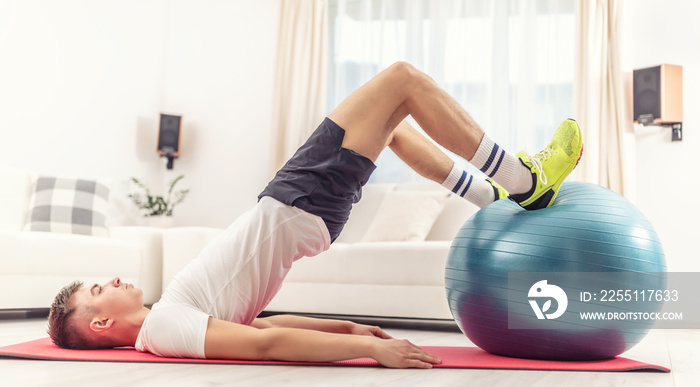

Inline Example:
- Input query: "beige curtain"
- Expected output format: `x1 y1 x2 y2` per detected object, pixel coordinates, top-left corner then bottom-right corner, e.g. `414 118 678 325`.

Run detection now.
271 0 328 173
573 0 633 197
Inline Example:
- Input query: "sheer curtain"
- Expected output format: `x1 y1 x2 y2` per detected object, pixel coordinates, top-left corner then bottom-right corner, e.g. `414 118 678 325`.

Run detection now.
327 0 575 183
271 0 328 173
573 0 630 196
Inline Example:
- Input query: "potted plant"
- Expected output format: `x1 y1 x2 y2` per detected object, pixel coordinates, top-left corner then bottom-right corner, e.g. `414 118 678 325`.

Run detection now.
128 175 189 228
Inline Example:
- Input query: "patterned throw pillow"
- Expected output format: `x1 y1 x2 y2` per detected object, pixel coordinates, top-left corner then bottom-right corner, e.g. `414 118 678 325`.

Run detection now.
27 176 111 237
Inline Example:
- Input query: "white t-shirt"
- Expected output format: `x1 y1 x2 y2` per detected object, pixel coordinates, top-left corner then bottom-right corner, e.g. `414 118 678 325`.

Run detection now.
134 197 330 358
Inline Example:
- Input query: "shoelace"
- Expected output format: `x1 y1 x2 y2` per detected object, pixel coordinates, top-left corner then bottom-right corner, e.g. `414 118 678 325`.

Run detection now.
524 148 556 185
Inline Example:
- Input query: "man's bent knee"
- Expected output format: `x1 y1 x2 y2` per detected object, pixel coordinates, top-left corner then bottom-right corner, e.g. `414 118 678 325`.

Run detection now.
385 61 420 82
383 62 434 100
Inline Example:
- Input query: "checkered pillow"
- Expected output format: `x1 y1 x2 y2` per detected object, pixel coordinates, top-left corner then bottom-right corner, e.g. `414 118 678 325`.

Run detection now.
26 176 111 237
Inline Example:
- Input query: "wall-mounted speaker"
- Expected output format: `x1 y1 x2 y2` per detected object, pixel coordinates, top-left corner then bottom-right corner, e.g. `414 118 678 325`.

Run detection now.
633 64 682 125
157 114 182 169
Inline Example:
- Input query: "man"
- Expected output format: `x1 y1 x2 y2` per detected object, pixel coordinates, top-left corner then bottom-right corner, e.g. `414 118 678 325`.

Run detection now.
48 62 582 369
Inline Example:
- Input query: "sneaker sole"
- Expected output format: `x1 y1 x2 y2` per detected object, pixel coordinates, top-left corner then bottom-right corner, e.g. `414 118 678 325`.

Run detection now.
542 141 584 207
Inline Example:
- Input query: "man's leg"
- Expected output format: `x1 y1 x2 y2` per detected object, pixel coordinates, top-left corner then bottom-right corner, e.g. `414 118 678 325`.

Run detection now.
385 120 452 183
329 62 583 210
387 120 507 208
329 62 483 164
330 62 530 197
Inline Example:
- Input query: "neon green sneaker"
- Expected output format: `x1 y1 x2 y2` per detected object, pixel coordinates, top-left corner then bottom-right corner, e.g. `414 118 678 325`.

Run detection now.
509 119 583 210
486 178 509 201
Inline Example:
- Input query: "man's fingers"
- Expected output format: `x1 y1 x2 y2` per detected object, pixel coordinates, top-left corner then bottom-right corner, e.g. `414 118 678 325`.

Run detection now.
401 340 441 364
406 359 433 369
412 347 442 365
367 326 393 339
375 338 443 369
398 344 442 368
376 329 393 339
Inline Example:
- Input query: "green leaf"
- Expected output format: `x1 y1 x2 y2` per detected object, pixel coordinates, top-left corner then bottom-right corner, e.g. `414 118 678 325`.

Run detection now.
128 175 188 218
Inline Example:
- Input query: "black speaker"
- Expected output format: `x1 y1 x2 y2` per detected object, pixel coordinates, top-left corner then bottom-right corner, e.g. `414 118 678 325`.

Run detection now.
157 114 181 157
633 64 682 124
633 66 660 122
157 114 181 169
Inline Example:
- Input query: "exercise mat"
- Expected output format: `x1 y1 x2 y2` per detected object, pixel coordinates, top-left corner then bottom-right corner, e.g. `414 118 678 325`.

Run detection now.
0 337 669 372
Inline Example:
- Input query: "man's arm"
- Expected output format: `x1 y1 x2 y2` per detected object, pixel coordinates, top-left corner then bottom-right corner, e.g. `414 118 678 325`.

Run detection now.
204 317 440 368
251 315 392 339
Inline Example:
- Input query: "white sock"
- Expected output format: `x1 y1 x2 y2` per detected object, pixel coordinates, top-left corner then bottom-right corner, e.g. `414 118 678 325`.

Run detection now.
441 163 495 208
469 135 532 195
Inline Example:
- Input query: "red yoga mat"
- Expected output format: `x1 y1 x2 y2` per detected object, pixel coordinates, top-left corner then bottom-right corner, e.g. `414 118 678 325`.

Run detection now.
0 337 669 372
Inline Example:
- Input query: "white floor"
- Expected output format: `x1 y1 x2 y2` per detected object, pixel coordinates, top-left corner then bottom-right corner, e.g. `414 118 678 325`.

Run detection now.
0 317 697 387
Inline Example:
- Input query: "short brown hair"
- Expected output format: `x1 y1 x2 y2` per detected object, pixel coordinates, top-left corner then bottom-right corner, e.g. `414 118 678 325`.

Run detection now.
47 281 93 349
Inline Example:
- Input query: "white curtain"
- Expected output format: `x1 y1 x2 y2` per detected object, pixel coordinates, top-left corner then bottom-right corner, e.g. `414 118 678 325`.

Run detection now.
328 0 575 183
573 0 631 196
272 0 328 173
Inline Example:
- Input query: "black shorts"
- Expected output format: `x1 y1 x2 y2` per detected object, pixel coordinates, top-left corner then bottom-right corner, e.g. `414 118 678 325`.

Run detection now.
258 118 376 242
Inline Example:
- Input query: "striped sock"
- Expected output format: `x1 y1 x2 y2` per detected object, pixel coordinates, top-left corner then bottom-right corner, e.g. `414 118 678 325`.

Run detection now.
441 163 495 208
469 135 532 195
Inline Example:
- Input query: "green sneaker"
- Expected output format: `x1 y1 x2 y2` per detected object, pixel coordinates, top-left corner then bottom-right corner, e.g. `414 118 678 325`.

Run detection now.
509 119 583 210
486 178 509 201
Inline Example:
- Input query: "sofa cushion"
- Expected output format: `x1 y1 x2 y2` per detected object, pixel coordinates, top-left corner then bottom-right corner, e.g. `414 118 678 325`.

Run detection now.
267 241 454 319
395 180 480 241
0 229 141 309
26 176 111 237
361 190 447 242
334 183 396 243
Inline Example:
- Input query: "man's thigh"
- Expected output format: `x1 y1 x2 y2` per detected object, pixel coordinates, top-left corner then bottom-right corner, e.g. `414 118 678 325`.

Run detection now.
328 63 415 161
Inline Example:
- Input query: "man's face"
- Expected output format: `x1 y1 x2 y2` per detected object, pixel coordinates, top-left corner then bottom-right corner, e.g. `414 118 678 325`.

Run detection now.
71 277 144 321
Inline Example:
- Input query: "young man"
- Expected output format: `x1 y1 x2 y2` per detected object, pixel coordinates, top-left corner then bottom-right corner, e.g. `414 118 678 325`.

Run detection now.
48 62 582 369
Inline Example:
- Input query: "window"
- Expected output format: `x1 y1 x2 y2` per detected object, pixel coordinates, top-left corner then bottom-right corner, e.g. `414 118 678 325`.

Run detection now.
327 0 575 183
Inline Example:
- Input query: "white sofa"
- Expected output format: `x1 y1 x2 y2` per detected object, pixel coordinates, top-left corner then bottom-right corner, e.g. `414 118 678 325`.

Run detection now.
0 166 164 309
162 181 480 321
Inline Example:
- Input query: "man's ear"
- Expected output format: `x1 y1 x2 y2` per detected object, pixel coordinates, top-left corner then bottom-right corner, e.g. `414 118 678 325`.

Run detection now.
89 317 114 332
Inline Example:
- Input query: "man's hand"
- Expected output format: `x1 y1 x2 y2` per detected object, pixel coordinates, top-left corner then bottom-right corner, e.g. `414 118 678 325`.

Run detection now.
349 322 393 339
371 338 442 369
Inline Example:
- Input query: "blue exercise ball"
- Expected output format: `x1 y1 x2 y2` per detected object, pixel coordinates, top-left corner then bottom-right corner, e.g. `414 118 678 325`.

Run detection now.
445 182 666 360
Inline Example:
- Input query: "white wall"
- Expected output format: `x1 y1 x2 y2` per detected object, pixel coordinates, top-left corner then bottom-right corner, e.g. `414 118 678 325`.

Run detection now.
0 0 167 180
0 0 280 228
627 0 700 272
161 0 279 227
